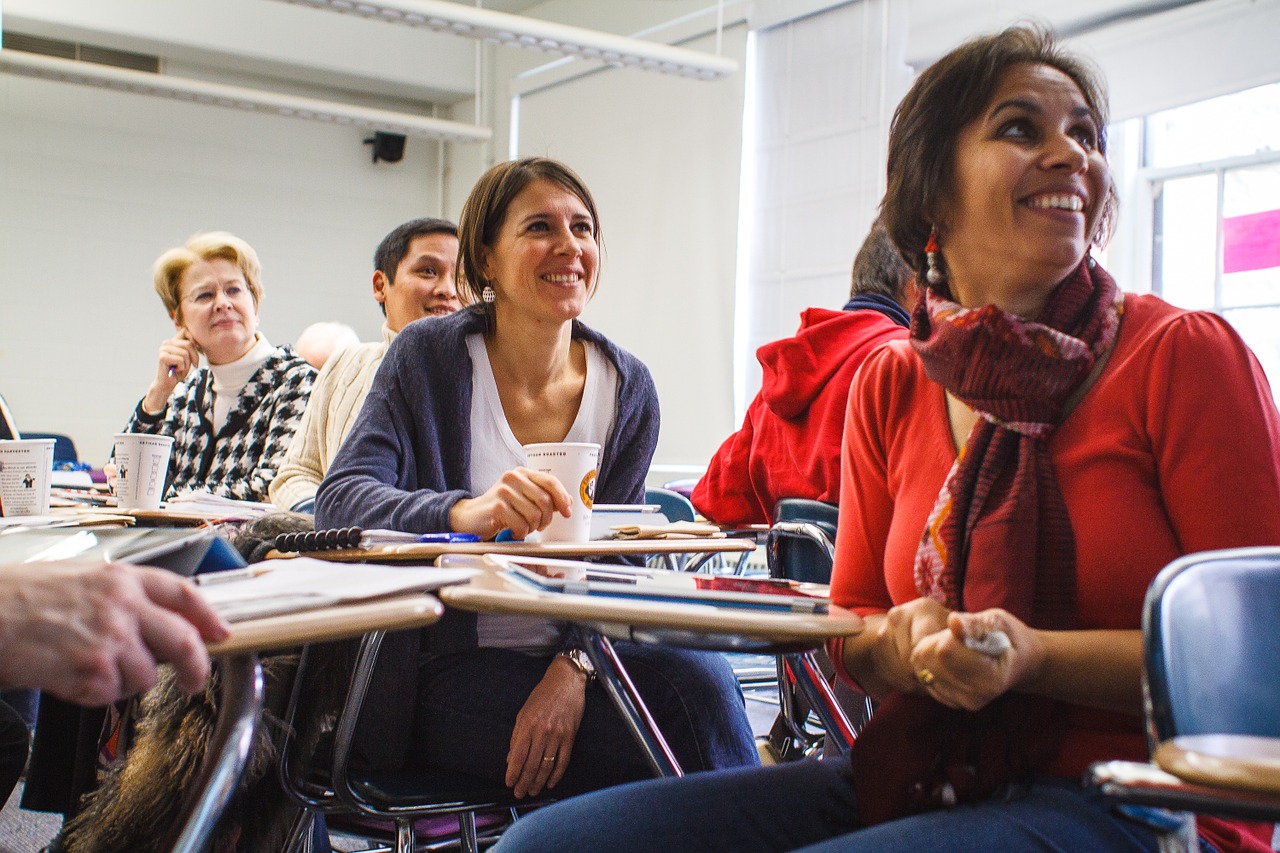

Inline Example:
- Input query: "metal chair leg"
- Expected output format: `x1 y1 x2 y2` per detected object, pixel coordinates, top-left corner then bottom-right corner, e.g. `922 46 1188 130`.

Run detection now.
282 808 317 853
395 819 415 853
166 654 264 853
784 651 856 753
459 810 479 853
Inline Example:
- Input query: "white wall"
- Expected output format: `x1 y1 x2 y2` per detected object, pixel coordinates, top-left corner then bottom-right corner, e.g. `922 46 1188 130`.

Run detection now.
737 0 913 414
0 74 452 464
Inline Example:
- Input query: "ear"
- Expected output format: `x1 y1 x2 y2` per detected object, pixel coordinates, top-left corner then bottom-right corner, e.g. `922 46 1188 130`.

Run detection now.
479 246 495 285
899 277 922 312
372 270 389 305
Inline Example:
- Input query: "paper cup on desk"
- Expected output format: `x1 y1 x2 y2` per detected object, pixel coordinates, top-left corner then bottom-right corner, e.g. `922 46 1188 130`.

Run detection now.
523 442 600 546
0 438 55 517
113 433 174 510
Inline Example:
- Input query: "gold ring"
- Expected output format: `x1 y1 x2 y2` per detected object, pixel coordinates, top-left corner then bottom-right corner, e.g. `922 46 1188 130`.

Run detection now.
916 668 935 686
542 755 556 763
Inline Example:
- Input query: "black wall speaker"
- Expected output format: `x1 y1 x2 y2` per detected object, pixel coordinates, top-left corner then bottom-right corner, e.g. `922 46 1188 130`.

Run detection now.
364 131 406 163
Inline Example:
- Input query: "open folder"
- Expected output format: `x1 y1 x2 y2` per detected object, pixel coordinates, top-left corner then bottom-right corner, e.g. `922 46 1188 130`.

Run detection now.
0 526 224 576
195 557 480 622
487 554 830 613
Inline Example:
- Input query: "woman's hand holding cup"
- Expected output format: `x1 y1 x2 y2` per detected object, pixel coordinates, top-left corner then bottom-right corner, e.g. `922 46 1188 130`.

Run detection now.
449 467 572 540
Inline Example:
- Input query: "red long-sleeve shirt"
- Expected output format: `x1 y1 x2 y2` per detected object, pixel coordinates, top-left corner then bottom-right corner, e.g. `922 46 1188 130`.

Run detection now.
829 294 1280 852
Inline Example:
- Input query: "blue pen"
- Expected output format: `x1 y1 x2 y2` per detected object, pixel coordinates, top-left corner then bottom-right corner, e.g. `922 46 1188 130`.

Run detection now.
417 532 481 543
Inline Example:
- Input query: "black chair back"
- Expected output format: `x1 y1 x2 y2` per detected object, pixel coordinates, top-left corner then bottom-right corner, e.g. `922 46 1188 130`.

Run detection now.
768 498 838 585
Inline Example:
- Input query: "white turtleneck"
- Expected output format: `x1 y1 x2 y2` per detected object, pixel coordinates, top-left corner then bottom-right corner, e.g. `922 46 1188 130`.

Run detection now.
209 335 274 433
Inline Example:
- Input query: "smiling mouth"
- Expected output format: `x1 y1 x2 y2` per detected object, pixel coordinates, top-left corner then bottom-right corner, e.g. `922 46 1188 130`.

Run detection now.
423 306 454 316
542 273 581 284
1026 194 1085 212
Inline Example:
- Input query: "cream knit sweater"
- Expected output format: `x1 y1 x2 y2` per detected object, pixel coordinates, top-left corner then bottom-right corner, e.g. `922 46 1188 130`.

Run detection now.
269 324 396 511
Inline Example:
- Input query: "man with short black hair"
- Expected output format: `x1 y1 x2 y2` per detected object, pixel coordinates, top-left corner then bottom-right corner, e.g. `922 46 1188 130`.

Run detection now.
270 218 460 511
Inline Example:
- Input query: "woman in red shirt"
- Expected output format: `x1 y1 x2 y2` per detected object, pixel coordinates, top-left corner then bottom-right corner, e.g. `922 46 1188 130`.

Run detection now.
493 24 1280 853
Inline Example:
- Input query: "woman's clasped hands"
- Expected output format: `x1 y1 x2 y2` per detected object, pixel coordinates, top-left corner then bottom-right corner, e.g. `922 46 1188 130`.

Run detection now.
871 598 1047 712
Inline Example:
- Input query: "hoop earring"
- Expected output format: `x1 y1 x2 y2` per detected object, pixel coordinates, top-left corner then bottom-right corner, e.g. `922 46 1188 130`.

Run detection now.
481 284 495 304
925 227 943 285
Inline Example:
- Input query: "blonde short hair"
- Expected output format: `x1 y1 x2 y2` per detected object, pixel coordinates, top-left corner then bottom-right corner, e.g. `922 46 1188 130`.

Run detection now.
153 231 264 323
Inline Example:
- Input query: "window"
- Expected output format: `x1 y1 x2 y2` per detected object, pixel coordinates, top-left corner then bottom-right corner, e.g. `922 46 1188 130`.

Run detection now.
1144 83 1280 403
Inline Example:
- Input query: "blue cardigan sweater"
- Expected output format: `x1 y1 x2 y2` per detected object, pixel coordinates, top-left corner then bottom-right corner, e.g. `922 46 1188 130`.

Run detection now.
315 306 660 768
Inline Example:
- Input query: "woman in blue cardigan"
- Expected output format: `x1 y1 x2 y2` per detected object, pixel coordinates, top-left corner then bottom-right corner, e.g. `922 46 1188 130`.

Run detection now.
317 158 757 798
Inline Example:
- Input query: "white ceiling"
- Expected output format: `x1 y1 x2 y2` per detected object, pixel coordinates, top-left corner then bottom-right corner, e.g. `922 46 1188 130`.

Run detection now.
0 1 450 106
0 0 686 110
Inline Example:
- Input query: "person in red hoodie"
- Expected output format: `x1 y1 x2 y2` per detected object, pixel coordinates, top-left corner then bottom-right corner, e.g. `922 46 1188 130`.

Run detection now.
692 221 915 526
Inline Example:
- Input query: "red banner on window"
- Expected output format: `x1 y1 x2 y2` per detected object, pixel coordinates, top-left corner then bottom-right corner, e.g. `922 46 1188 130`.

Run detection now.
1223 209 1280 274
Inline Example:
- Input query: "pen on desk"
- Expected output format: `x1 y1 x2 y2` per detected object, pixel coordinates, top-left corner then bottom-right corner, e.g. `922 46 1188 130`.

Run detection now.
416 532 481 543
195 566 273 586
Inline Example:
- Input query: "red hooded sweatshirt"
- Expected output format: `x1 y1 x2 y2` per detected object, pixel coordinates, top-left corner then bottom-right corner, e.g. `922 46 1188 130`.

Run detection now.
692 306 908 526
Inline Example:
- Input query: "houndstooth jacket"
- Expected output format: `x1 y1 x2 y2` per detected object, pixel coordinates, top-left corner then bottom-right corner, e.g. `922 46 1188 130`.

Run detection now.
125 346 315 502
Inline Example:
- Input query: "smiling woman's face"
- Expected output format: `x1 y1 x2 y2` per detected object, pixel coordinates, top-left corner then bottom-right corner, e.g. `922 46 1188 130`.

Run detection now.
938 62 1110 318
175 257 259 365
482 178 598 330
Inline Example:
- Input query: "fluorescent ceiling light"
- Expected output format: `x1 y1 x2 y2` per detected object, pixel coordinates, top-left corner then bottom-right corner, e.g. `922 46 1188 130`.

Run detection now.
0 48 491 142
266 0 738 80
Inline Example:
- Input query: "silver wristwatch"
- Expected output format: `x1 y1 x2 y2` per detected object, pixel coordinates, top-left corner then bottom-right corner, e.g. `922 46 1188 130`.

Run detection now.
558 648 596 683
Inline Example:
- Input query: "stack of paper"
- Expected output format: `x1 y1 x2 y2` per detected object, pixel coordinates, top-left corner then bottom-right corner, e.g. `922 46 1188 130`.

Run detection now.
165 491 277 518
195 556 480 621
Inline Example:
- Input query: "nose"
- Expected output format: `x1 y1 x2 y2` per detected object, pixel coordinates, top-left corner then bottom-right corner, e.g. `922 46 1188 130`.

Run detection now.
436 269 460 303
1044 131 1088 173
553 224 583 256
211 287 232 310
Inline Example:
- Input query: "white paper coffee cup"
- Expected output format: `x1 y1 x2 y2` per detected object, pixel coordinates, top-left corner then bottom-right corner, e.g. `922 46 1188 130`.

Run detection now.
0 438 56 517
113 433 175 510
523 442 600 544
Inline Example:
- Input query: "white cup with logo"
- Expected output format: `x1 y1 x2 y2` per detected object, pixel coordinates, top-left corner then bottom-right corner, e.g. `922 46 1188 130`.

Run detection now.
113 433 175 510
0 438 56 517
523 442 600 546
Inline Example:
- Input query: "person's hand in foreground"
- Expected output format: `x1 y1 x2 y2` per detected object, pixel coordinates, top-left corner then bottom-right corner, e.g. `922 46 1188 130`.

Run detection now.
0 560 230 706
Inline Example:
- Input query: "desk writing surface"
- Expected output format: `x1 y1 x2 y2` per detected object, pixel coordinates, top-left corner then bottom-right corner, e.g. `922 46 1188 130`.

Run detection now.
270 537 755 563
439 568 863 645
1154 734 1280 796
207 592 443 656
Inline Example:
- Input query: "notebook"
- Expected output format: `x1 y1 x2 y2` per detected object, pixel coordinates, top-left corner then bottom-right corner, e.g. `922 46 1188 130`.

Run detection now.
487 554 830 613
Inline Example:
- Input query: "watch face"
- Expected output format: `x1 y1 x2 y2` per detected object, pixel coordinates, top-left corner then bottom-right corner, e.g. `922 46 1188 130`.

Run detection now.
565 649 595 678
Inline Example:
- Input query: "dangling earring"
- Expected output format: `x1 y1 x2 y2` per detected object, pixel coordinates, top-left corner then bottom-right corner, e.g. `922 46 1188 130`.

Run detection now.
925 227 943 285
481 284 495 304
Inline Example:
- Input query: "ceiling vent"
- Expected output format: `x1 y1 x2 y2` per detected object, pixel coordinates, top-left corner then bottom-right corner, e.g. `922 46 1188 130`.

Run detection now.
2 31 160 74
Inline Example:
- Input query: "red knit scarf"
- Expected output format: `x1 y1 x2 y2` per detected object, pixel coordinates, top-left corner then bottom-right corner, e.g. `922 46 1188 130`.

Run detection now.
913 258 1122 624
848 259 1124 825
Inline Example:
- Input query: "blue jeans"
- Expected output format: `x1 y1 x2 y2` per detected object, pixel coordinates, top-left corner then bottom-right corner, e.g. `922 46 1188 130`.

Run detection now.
409 643 759 797
493 760 1169 853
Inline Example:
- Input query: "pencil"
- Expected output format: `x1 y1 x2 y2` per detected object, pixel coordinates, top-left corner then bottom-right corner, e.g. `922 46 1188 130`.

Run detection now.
194 566 273 586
